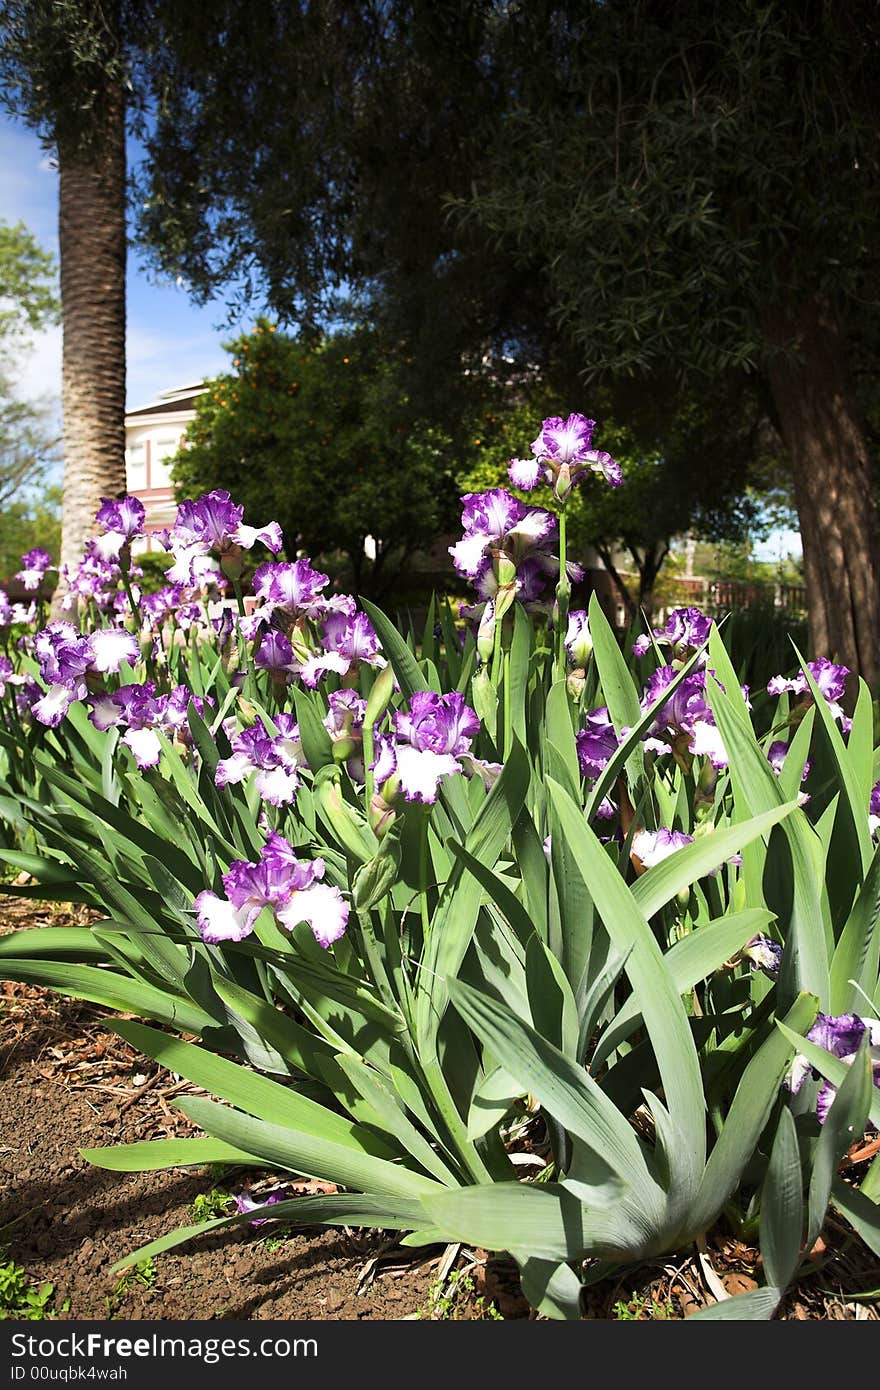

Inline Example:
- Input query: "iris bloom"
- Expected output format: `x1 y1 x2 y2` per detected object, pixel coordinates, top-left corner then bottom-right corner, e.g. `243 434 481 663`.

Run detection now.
92 497 146 560
633 606 712 658
641 665 728 769
195 832 348 949
15 548 54 591
742 934 783 978
450 489 558 583
88 682 208 768
215 716 303 806
372 691 480 804
787 1011 880 1125
768 657 852 732
252 559 330 623
508 413 622 500
565 610 592 666
300 610 384 689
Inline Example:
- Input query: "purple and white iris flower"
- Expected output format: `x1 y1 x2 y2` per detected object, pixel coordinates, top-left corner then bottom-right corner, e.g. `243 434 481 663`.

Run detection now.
233 1189 289 1224
88 627 141 674
575 705 619 818
630 824 742 877
372 691 480 804
252 559 330 624
450 490 559 582
768 657 852 733
60 547 122 613
215 715 303 807
87 681 208 768
324 689 367 781
162 489 283 584
15 548 54 592
742 934 783 978
299 608 384 689
631 827 694 868
92 496 146 560
450 491 577 641
195 832 349 949
767 740 811 794
870 780 880 838
641 665 728 769
508 413 622 500
30 621 143 728
787 1011 880 1125
632 607 712 659
565 610 592 666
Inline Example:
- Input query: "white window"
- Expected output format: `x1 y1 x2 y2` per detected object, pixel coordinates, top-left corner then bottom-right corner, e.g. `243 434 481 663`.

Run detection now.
155 436 180 462
152 436 180 487
127 441 146 483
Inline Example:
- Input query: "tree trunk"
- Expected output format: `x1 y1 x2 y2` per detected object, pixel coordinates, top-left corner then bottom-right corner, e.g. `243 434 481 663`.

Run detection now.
56 81 127 600
629 540 670 622
762 295 880 691
596 544 637 625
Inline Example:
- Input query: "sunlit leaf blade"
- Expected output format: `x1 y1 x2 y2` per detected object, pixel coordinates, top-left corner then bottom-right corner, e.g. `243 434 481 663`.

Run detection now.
177 1097 441 1200
806 1045 873 1249
547 779 706 1182
82 1137 263 1170
760 1106 804 1292
688 992 818 1236
108 1193 425 1274
685 1287 782 1321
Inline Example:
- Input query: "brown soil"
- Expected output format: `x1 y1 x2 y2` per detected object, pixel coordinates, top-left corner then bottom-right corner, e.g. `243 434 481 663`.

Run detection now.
1 897 878 1322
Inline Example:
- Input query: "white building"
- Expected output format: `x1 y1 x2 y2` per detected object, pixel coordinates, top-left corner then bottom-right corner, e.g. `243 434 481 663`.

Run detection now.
124 382 207 548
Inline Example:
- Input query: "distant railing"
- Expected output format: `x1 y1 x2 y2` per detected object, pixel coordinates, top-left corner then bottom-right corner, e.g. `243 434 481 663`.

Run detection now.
666 576 807 617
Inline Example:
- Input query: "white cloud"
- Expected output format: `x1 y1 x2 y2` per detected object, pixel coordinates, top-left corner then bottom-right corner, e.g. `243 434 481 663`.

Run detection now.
8 323 62 412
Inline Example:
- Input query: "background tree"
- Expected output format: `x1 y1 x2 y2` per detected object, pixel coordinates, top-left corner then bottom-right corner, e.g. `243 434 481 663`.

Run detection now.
0 1 134 588
0 219 62 579
134 1 880 683
458 374 783 618
171 322 459 596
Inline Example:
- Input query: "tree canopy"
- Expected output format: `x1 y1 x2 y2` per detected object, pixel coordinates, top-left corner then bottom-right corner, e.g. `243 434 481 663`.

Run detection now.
0 219 61 551
171 321 460 595
130 0 880 681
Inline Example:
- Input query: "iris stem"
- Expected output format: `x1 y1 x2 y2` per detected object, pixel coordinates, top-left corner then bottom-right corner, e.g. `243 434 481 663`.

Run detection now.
555 505 570 678
362 719 375 820
232 577 247 619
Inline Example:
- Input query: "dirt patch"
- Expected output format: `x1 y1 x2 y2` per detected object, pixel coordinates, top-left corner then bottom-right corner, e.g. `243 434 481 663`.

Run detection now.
1 899 878 1321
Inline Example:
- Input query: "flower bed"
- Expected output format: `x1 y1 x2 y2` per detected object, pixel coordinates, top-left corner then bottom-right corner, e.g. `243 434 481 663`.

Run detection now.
0 411 877 1321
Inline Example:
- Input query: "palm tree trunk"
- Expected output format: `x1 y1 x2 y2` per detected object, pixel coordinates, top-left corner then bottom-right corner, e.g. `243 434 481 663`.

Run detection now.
56 79 127 600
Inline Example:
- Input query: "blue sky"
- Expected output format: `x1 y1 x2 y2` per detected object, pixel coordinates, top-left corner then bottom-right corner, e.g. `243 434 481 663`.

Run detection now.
1 111 233 414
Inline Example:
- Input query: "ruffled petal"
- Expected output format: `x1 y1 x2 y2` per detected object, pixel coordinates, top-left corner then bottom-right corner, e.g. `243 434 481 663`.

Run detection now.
276 881 349 948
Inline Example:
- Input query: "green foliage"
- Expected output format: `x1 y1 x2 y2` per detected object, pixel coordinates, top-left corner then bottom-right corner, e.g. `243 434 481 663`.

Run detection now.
132 4 880 392
418 1267 503 1321
612 1292 675 1321
106 1258 157 1316
0 483 61 584
0 1 130 162
189 1188 235 1223
0 1258 58 1320
171 320 458 595
0 220 61 540
0 219 59 346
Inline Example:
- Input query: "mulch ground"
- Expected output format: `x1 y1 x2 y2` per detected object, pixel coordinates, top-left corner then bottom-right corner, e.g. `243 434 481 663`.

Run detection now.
1 896 878 1321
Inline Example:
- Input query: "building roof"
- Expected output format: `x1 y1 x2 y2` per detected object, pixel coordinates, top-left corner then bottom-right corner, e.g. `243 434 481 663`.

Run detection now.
125 382 209 422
